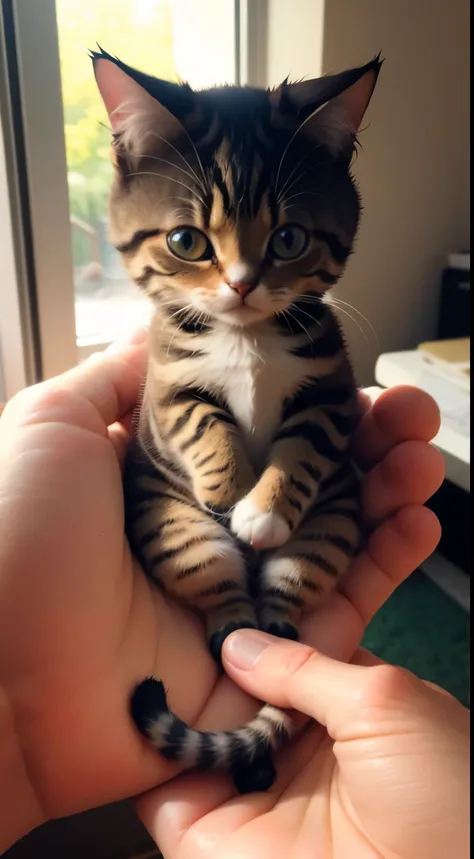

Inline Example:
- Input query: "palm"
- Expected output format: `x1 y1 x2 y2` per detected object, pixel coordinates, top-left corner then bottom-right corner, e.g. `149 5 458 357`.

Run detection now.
1 383 237 815
0 399 349 817
0 344 443 830
138 724 371 859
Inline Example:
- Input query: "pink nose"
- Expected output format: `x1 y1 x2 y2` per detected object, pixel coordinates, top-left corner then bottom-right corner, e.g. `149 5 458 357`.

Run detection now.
228 281 254 298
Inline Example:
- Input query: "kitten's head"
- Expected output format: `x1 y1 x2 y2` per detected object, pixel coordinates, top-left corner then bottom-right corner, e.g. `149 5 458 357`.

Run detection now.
93 49 381 327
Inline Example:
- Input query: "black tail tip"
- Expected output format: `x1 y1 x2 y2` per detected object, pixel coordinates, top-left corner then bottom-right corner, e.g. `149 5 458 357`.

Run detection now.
231 754 276 794
130 677 169 736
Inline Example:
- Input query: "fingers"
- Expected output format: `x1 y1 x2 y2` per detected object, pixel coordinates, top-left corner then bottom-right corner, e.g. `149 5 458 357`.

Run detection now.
223 630 366 729
339 505 441 627
53 333 147 428
354 385 441 470
108 421 132 467
3 330 147 435
223 630 451 738
361 440 445 522
299 505 440 660
352 647 385 667
356 386 383 418
137 772 234 859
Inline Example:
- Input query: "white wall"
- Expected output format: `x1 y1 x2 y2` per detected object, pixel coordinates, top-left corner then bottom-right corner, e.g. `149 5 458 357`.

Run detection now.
265 0 470 384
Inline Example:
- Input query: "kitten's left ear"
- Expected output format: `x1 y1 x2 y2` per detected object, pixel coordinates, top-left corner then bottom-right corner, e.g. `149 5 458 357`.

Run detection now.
282 56 383 158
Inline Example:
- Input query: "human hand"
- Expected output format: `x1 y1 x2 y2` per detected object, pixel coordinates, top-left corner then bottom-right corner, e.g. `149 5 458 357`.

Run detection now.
135 387 448 856
0 332 215 840
139 634 469 859
0 336 443 851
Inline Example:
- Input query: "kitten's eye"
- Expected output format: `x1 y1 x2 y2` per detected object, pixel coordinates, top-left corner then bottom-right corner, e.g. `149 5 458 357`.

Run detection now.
268 225 308 261
167 227 213 262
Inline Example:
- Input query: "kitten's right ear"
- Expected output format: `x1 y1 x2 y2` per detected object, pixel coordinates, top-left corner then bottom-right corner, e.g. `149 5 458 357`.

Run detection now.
91 49 188 166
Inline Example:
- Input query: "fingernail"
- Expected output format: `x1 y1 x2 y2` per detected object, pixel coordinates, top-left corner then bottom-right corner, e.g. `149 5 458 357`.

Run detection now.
225 629 273 670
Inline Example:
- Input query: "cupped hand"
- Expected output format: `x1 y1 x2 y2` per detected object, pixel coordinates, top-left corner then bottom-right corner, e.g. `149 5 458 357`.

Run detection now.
139 634 468 859
0 336 443 845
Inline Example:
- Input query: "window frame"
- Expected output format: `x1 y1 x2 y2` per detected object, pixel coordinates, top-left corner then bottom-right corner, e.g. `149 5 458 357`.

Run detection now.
0 1 41 399
4 0 77 382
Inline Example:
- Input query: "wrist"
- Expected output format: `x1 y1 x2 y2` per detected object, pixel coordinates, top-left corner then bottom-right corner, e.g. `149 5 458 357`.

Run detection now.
0 687 45 854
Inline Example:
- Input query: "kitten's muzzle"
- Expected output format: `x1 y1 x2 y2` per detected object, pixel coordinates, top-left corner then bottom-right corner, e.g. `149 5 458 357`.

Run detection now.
227 279 258 300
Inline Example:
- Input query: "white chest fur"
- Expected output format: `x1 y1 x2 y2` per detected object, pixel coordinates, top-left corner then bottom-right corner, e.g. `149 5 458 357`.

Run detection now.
189 325 308 463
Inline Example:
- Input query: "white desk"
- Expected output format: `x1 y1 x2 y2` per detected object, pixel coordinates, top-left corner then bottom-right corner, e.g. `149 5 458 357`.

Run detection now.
375 350 470 493
375 349 470 612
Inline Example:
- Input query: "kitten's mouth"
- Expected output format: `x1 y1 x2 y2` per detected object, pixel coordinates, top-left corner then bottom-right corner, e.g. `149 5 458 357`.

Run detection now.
218 302 267 326
192 290 270 326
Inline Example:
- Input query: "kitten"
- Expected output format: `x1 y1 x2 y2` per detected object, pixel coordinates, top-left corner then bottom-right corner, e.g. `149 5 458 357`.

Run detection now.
93 49 381 793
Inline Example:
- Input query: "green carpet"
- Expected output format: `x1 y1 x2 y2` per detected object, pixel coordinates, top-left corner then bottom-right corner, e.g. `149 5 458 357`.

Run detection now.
363 570 470 706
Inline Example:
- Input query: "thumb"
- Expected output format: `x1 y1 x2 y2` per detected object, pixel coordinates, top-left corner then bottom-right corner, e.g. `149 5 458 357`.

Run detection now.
222 629 368 736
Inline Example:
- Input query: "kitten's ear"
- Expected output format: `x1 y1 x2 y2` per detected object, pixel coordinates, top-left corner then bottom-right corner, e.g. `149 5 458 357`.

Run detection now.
91 48 193 165
93 54 144 133
283 56 383 158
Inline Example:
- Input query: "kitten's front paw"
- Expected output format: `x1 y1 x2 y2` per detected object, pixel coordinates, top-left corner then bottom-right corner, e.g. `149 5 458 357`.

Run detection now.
231 497 291 549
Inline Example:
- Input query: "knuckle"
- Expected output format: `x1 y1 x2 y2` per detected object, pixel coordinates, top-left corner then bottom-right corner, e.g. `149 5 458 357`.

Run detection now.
3 383 49 420
283 644 321 681
1 383 98 437
362 663 416 708
14 385 76 421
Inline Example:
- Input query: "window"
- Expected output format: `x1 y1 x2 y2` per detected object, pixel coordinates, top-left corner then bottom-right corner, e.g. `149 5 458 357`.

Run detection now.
57 0 238 354
2 0 303 393
0 0 241 389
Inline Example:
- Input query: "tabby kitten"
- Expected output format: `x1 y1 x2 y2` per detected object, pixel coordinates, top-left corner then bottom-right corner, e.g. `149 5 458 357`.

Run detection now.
93 49 381 793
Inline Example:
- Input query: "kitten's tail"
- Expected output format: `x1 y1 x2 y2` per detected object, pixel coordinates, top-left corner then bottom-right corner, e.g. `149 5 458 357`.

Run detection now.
130 677 294 794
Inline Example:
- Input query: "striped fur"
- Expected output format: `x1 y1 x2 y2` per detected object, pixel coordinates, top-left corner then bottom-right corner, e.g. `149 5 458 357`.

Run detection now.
94 50 381 792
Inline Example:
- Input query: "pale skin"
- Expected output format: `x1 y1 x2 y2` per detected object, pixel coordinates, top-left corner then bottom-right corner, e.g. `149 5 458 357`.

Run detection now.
141 635 470 859
0 329 464 858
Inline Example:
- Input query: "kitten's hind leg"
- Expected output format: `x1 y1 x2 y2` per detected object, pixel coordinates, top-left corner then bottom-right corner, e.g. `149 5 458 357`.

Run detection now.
259 494 362 637
128 483 257 664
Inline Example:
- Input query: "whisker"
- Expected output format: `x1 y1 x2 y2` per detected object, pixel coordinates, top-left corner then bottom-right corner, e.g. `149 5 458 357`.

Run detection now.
275 105 331 196
153 195 197 222
285 308 314 345
275 309 295 335
165 304 198 356
289 302 323 329
290 292 324 305
276 142 324 201
168 208 198 221
166 327 180 356
328 296 380 347
278 164 327 203
131 152 202 186
168 303 194 322
155 195 196 209
279 190 324 207
127 172 208 208
324 298 369 347
148 131 207 190
158 298 192 309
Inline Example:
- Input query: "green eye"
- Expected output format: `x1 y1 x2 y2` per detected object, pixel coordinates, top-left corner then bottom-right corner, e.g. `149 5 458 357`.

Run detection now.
268 225 308 261
167 227 213 262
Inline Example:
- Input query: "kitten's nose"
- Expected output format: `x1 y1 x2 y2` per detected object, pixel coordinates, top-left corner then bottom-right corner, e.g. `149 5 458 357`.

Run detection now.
228 280 256 299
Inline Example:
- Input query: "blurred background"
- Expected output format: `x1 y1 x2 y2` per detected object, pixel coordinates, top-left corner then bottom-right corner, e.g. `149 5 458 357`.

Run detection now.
0 1 470 857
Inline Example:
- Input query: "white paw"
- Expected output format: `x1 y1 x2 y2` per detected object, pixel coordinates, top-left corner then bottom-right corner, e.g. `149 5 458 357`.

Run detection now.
231 497 291 549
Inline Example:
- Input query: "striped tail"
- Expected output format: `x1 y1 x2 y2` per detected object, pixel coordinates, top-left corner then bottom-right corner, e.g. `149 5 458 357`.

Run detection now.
130 677 294 793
